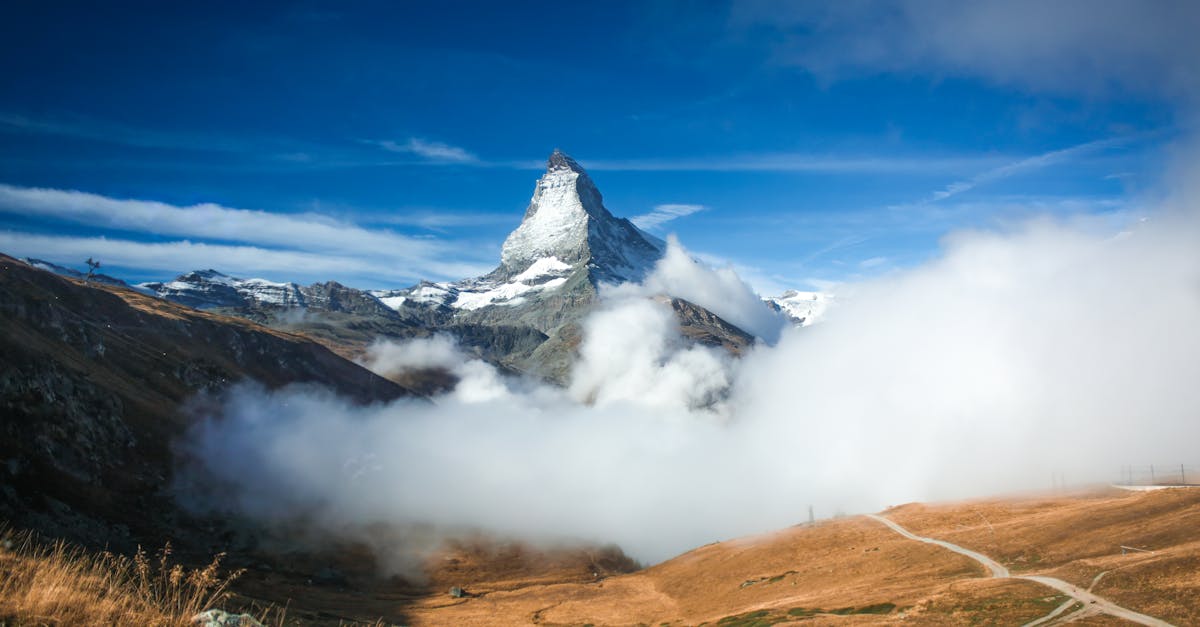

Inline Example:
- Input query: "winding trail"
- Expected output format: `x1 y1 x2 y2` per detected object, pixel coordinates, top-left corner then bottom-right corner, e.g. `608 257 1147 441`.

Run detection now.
865 514 1174 626
867 514 1009 577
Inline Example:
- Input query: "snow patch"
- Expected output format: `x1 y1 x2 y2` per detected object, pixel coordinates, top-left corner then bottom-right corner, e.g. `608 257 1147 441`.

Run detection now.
376 295 407 310
765 291 832 326
513 256 572 282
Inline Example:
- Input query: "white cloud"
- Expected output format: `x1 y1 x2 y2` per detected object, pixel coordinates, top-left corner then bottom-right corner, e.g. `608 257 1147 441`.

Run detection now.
360 335 465 375
611 236 788 342
0 183 494 284
923 136 1134 204
0 231 487 284
631 203 706 230
0 111 273 154
568 298 733 411
179 195 1200 568
577 153 1002 174
733 0 1200 100
369 138 477 163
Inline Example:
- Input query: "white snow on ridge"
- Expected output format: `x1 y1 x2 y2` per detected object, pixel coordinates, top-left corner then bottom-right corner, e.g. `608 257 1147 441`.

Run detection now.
764 290 832 326
500 165 591 271
513 256 572 282
370 282 457 311
454 282 535 310
139 270 305 308
370 260 574 313
238 278 302 305
376 295 408 310
409 283 456 304
452 276 569 310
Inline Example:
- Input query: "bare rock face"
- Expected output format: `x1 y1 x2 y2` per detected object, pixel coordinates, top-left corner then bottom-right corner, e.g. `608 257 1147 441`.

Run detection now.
661 296 756 356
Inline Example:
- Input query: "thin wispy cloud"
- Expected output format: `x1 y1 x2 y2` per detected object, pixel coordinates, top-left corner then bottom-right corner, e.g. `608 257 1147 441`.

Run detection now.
632 204 706 230
1 233 361 278
0 183 493 285
574 153 1004 174
0 111 1053 179
924 136 1132 204
367 138 478 163
366 211 519 233
0 111 289 155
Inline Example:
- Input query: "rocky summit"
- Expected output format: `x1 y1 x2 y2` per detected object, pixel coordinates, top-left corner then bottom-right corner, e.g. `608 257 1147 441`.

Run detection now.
493 148 663 284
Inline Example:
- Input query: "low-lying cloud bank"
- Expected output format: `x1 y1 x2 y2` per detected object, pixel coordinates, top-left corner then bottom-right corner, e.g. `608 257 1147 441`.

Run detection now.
179 183 1200 568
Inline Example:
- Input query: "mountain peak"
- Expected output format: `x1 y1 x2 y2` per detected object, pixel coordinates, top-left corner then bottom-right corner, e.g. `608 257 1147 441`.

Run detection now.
547 149 585 173
495 151 662 284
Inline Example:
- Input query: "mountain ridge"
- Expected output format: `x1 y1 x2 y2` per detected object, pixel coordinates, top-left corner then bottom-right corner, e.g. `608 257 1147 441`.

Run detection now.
101 151 819 380
0 253 414 553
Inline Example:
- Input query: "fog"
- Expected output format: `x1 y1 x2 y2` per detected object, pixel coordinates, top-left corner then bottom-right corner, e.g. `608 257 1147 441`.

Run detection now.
177 174 1200 568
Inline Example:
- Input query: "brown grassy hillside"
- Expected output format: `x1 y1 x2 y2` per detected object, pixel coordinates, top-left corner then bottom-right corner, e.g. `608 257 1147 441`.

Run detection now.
387 487 1199 626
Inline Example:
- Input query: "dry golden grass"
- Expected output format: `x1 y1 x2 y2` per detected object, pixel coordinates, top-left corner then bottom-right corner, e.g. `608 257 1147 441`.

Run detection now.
0 526 250 626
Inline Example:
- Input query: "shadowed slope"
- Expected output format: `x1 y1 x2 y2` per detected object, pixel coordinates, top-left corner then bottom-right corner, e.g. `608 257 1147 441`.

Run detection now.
0 254 414 552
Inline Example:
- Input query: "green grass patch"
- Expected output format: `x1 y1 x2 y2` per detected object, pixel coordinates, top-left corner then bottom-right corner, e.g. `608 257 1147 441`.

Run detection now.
854 602 897 614
787 603 897 618
716 609 778 627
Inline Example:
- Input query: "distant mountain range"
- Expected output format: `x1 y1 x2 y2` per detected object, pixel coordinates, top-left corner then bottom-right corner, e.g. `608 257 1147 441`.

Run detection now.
24 151 829 380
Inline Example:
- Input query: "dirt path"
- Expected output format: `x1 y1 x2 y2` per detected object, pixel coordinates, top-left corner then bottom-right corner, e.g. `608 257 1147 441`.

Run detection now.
866 513 1175 627
866 514 1009 577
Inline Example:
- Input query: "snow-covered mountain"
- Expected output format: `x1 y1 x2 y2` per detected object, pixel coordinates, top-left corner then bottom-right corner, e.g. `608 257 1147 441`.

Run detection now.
128 150 824 380
138 270 405 322
763 291 832 327
370 149 664 318
493 149 662 284
139 270 304 309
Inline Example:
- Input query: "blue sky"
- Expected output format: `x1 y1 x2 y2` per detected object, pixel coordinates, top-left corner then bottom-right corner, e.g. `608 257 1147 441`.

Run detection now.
0 1 1194 293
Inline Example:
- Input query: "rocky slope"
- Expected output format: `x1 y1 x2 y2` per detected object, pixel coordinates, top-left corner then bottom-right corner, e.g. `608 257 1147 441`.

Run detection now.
0 254 413 552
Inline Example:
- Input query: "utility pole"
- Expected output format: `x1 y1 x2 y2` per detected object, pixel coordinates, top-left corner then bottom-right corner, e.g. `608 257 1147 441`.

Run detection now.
85 257 100 282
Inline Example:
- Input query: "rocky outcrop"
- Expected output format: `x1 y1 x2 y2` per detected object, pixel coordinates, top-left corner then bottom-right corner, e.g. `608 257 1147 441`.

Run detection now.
191 609 264 627
662 296 757 356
